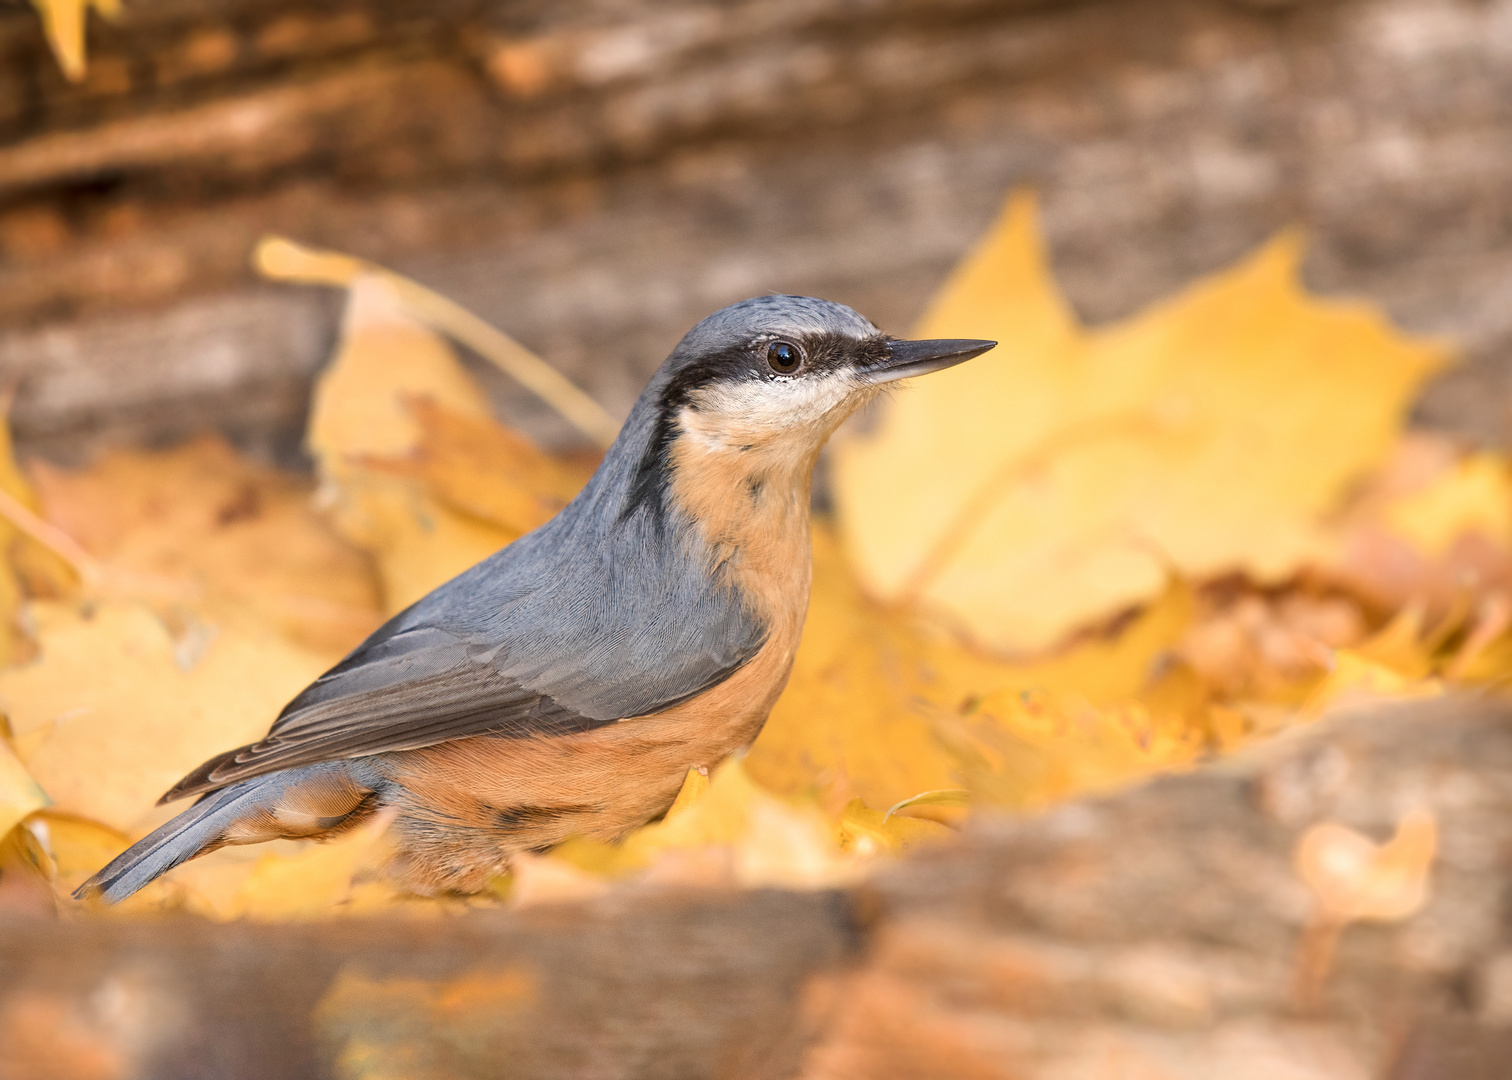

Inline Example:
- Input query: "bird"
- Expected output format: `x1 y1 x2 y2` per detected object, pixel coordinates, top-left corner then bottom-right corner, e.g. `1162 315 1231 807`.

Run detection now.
79 295 995 903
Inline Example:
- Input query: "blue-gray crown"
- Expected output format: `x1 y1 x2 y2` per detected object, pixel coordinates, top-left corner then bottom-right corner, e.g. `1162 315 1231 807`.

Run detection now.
664 295 880 372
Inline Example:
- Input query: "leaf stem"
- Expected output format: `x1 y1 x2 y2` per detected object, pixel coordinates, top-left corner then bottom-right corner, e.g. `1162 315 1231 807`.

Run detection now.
0 485 101 587
254 236 621 450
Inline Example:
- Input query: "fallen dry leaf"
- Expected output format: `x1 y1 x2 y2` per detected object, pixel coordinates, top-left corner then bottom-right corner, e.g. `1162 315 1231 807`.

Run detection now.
32 436 383 655
1301 651 1443 720
941 689 1205 812
0 397 79 666
0 735 47 840
368 398 595 537
649 759 843 886
1176 588 1364 704
748 527 1202 814
0 600 332 834
199 809 401 923
550 758 871 891
744 528 964 811
309 275 537 613
838 798 950 857
257 234 619 448
26 810 130 898
833 191 1447 653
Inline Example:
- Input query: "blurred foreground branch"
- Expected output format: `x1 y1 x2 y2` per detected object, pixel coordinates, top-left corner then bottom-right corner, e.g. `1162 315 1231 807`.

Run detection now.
7 696 1512 1078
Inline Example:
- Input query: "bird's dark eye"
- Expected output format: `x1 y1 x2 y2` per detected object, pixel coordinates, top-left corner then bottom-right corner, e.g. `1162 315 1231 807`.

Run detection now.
766 340 803 375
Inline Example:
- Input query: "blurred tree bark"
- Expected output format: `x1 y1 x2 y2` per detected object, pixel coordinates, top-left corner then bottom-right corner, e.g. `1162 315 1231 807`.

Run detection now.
6 698 1512 1078
0 0 1509 460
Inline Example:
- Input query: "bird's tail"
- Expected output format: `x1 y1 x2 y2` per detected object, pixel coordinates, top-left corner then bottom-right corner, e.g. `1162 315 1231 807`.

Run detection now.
75 780 266 903
75 764 377 904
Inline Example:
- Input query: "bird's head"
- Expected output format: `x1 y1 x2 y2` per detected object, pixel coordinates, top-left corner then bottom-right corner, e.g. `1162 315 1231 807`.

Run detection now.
658 295 995 455
618 295 994 527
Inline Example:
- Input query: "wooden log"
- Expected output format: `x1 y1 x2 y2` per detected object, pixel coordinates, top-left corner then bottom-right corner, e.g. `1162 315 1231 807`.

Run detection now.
0 889 862 1079
818 695 1512 1077
6 699 1512 1077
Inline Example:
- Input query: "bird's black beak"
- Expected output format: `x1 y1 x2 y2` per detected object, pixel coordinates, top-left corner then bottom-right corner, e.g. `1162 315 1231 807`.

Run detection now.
862 338 997 384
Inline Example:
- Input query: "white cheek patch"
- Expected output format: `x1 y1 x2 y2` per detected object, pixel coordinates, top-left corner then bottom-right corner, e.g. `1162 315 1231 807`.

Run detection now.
678 374 860 452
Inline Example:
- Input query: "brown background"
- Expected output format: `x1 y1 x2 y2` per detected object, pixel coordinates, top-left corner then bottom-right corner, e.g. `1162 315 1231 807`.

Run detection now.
1 0 1510 462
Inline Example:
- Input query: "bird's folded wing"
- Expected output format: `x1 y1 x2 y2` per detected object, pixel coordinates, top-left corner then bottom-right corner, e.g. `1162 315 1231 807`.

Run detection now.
159 625 603 802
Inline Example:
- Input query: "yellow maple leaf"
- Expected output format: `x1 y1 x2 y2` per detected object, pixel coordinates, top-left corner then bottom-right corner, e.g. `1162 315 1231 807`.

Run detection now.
745 528 963 811
310 277 495 465
25 810 128 899
308 276 530 614
220 810 401 922
626 759 849 887
1302 651 1443 719
0 601 331 834
257 235 619 450
364 398 595 538
836 798 949 857
550 760 861 891
941 689 1204 811
833 191 1448 652
0 401 79 667
747 526 1198 812
31 436 382 655
0 737 47 840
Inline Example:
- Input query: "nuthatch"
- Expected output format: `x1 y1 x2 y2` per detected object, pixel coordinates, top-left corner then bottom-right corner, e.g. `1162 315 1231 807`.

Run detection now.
81 296 994 901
